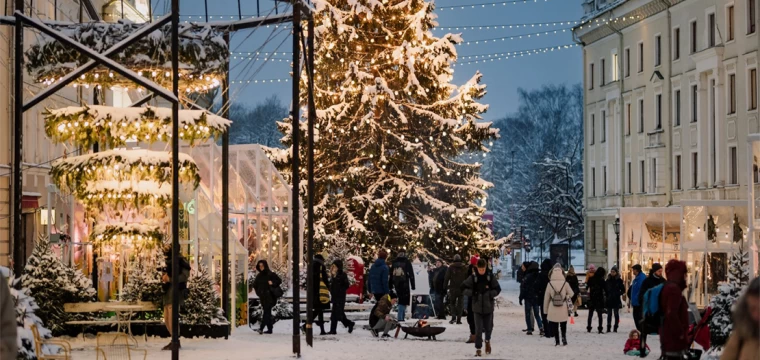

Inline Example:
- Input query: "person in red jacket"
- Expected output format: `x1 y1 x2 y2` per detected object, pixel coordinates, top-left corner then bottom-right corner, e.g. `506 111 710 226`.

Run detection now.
624 330 650 356
659 259 690 359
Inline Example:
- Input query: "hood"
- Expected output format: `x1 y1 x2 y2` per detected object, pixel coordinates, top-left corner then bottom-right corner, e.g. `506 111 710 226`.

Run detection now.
332 259 344 273
256 260 270 272
549 266 565 282
665 259 687 290
373 258 387 267
527 261 540 271
314 254 325 265
594 267 607 282
470 255 480 266
540 259 553 273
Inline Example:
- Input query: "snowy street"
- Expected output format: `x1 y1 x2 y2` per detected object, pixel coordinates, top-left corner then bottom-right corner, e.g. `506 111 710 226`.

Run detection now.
69 278 661 360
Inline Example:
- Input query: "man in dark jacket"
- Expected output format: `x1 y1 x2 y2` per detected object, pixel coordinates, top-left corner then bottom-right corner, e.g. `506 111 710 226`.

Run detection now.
587 267 607 334
445 254 469 324
605 266 625 333
328 259 355 335
537 259 554 338
368 250 389 299
369 292 398 338
390 251 415 322
430 259 448 320
519 261 542 335
659 260 689 359
462 259 502 357
637 263 664 357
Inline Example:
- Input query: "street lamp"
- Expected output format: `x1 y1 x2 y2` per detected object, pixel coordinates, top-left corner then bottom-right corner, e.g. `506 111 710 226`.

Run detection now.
613 215 620 270
538 226 545 262
566 220 573 268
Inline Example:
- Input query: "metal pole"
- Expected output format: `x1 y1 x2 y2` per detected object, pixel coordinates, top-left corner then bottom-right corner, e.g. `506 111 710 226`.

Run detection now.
204 0 208 23
170 0 180 355
290 0 301 356
305 14 315 348
12 0 24 282
221 32 231 329
237 0 241 19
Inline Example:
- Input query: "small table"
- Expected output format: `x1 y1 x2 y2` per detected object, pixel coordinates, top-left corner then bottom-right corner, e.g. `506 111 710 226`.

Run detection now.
106 304 145 339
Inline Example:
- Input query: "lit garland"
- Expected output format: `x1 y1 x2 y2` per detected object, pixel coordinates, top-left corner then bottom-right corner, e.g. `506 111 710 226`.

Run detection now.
461 27 573 45
453 44 579 66
438 0 552 11
26 20 228 92
435 20 579 31
44 105 231 149
79 180 172 210
90 222 164 248
50 149 201 198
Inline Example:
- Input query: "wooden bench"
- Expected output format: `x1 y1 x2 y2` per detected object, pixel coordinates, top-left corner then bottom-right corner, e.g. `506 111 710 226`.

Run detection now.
64 302 161 339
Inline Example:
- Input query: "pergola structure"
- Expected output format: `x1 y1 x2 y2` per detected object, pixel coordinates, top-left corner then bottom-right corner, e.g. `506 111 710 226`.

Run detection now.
5 0 319 356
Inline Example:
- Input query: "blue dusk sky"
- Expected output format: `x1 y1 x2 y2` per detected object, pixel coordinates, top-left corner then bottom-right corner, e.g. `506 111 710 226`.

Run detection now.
162 0 584 120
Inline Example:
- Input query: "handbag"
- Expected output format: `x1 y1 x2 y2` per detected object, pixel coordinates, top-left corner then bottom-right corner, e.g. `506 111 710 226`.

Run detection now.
270 283 284 299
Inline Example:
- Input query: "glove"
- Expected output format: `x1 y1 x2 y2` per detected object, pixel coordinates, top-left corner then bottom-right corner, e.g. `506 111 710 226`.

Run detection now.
519 299 523 305
412 287 416 291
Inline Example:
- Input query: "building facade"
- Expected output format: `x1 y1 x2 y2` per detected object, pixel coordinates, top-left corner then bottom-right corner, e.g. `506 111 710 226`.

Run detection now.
574 0 759 273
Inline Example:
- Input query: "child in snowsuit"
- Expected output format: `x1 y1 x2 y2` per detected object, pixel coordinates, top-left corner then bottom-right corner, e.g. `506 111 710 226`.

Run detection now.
624 330 650 356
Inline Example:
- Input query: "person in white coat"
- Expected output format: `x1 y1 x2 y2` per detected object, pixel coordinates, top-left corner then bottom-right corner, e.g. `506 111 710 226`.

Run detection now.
543 265 573 346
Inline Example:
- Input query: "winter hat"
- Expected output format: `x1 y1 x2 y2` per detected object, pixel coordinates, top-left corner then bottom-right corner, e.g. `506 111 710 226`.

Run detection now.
588 264 596 272
314 254 325 262
454 254 462 262
470 255 480 266
650 263 663 275
378 249 388 260
610 266 618 273
632 264 642 272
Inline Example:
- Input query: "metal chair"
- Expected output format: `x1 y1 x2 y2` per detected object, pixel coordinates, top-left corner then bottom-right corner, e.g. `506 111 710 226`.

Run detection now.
30 324 72 360
95 332 147 360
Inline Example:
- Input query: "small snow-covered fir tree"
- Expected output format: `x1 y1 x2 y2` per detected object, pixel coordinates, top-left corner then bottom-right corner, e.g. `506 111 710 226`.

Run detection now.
705 249 750 358
121 249 164 318
181 264 226 325
21 239 96 335
5 273 55 360
272 0 498 261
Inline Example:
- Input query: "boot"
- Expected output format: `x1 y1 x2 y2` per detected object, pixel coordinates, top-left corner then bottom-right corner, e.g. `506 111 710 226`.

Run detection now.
613 326 618 333
562 336 568 346
555 338 560 346
485 341 491 355
598 327 604 334
607 326 611 333
456 316 462 325
449 319 456 324
466 335 475 344
586 326 592 333
539 329 545 337
347 321 355 334
475 349 482 357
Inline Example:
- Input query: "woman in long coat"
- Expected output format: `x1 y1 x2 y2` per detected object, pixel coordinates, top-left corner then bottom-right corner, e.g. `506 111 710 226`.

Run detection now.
586 267 607 334
252 260 282 334
543 265 573 346
604 267 625 333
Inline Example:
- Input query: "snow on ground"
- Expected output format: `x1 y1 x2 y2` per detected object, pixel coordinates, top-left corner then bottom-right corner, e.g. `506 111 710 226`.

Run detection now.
68 279 661 360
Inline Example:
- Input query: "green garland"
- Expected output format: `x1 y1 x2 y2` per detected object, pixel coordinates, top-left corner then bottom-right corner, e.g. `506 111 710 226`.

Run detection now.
44 105 230 149
90 222 164 247
79 180 173 210
26 20 228 92
51 149 201 197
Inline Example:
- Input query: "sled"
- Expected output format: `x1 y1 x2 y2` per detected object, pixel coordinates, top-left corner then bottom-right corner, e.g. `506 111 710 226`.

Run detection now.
400 326 446 341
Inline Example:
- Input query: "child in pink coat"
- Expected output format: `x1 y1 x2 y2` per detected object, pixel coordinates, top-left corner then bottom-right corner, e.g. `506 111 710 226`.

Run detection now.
624 330 650 356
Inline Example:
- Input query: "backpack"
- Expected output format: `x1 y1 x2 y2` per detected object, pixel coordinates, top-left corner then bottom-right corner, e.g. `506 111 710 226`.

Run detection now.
640 283 665 334
549 282 567 307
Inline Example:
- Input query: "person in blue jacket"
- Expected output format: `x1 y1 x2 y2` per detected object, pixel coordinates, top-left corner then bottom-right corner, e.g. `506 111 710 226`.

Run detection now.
628 264 646 332
368 249 390 300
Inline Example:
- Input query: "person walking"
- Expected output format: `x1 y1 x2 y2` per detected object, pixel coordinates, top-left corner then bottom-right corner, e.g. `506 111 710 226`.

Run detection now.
543 265 573 346
566 266 581 317
516 262 528 284
464 255 479 343
328 259 355 335
720 277 759 360
628 264 646 332
431 259 448 320
586 266 607 334
462 259 502 357
605 266 625 333
519 261 543 335
445 254 468 324
308 254 331 335
390 251 415 322
368 250 390 300
0 273 17 360
637 263 664 357
537 259 554 338
253 260 283 335
161 245 191 351
659 260 689 360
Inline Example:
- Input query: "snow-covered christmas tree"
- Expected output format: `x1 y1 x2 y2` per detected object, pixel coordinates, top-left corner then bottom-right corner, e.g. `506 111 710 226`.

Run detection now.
121 248 164 315
2 269 55 360
180 264 226 325
21 239 96 335
705 248 750 359
272 0 498 261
